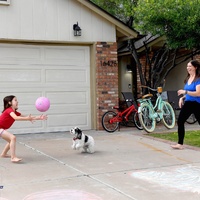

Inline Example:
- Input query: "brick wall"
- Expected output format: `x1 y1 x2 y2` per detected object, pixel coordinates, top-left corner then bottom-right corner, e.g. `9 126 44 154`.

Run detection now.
96 42 118 130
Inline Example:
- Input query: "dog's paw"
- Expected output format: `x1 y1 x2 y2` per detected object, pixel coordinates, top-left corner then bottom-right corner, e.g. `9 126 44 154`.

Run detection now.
87 148 95 154
71 145 76 150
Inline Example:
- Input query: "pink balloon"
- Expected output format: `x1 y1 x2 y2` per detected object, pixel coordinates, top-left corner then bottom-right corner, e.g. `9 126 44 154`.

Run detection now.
35 97 50 112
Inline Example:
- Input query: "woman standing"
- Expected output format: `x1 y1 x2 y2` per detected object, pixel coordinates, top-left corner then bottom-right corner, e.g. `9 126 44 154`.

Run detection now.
171 60 200 149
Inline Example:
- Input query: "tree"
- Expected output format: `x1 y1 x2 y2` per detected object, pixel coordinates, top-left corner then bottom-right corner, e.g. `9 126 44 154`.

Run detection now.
129 0 200 90
90 0 137 23
133 0 200 49
90 0 200 92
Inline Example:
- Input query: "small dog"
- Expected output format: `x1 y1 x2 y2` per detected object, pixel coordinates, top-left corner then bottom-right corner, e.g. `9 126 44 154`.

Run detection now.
70 127 95 153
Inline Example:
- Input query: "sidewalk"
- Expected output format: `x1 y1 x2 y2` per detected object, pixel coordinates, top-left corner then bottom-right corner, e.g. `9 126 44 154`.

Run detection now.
0 124 200 200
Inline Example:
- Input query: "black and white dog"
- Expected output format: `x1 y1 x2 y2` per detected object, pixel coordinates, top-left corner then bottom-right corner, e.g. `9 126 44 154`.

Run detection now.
70 127 95 153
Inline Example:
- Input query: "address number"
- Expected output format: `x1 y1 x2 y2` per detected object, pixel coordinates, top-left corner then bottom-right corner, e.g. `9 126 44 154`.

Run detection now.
100 61 117 67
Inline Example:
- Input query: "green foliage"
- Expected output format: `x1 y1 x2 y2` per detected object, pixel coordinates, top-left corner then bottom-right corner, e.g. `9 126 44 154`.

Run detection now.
149 130 200 147
134 0 200 49
90 0 137 23
90 0 200 87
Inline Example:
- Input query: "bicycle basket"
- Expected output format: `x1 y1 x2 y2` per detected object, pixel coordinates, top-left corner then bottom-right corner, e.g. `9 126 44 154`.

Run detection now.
157 87 162 93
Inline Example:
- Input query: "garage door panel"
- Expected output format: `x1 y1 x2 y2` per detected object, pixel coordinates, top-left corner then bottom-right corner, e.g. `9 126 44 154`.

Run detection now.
0 69 41 82
47 113 88 127
46 91 89 105
0 44 91 134
0 92 42 114
45 69 87 83
11 121 43 129
44 47 89 65
0 45 42 64
10 120 47 135
49 105 90 115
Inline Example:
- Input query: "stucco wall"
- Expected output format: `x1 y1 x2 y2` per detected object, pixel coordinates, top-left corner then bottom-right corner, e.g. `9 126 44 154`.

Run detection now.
0 0 116 42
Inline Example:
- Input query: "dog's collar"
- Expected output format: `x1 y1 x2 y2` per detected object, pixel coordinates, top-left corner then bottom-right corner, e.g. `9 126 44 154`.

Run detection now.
73 135 88 143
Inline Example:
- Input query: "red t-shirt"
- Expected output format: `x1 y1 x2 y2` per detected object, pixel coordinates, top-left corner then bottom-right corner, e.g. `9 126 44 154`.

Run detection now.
0 107 21 129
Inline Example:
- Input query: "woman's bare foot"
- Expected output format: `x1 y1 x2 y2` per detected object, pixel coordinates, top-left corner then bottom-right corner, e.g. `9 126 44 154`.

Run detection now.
1 153 11 158
11 157 22 163
171 144 184 150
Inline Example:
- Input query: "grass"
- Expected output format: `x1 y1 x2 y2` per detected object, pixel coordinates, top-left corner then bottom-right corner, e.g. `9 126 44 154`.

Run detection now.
148 130 200 148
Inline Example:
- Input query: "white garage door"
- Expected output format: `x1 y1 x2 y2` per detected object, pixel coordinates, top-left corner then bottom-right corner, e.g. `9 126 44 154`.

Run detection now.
0 44 91 134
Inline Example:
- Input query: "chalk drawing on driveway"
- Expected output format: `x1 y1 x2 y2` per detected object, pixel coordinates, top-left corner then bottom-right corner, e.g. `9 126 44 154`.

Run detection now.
23 189 102 200
131 164 200 194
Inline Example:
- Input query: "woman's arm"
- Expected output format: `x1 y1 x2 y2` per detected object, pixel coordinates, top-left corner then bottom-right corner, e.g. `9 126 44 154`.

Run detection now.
178 96 185 108
178 85 200 96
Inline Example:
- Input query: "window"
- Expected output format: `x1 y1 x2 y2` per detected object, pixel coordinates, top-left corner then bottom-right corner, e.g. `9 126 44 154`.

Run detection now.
0 0 10 5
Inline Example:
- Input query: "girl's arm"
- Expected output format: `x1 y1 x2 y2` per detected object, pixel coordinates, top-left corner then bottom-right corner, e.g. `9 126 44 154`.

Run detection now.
32 115 48 120
10 112 47 122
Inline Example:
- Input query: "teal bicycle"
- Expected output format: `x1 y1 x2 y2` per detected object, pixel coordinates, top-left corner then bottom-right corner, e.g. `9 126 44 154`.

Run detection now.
137 86 175 133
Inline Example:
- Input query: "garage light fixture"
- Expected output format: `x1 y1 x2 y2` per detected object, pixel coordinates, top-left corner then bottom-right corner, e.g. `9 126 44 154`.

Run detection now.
73 22 81 36
126 65 132 72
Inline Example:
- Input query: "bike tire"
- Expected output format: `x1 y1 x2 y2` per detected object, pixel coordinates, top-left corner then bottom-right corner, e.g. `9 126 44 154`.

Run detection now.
102 111 119 132
161 101 176 129
133 112 143 130
186 114 197 124
138 103 156 133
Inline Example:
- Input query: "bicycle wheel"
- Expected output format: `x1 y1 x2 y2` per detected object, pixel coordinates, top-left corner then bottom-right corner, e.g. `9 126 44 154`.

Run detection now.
161 101 175 129
138 103 156 133
133 112 143 130
186 114 197 124
102 111 119 132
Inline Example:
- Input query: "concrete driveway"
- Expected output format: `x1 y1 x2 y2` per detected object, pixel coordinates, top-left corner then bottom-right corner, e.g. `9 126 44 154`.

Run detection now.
0 124 200 200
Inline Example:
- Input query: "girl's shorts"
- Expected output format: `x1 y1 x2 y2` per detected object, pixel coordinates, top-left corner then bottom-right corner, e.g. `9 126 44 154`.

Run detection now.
0 129 4 136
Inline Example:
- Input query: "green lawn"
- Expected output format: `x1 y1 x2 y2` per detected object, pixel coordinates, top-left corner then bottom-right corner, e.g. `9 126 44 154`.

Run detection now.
148 130 200 147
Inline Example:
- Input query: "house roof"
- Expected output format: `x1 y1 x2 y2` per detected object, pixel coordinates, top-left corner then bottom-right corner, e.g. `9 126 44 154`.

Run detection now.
118 35 166 56
77 0 139 41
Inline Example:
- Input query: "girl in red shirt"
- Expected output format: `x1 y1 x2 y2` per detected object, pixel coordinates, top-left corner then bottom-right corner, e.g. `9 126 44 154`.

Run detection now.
0 95 47 163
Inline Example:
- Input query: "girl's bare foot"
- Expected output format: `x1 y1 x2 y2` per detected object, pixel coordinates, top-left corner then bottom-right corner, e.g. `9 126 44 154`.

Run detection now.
1 154 11 158
171 144 184 150
11 157 22 163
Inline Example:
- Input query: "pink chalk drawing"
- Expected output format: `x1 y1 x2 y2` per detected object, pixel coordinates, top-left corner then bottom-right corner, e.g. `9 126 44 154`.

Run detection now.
23 189 103 200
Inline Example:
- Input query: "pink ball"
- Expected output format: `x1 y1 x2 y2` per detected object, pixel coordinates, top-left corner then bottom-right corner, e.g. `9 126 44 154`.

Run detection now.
35 97 50 112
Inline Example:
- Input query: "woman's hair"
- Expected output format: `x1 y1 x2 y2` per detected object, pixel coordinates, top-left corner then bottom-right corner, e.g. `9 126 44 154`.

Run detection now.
184 60 200 83
2 95 16 112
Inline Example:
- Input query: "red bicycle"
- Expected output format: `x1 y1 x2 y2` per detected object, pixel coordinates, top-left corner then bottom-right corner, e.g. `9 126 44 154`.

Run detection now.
102 93 143 132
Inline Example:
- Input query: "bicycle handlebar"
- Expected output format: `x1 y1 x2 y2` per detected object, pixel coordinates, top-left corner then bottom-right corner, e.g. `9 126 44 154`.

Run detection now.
141 85 157 92
141 85 163 93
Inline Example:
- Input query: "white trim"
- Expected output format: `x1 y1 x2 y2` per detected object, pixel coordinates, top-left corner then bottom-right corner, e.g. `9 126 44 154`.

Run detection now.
0 0 10 5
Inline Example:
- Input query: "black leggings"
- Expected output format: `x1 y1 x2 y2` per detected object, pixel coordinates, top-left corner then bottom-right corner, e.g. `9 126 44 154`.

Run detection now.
177 101 200 144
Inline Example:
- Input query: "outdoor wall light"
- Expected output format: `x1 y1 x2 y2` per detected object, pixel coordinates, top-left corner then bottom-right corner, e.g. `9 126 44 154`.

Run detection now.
126 64 132 72
73 22 81 36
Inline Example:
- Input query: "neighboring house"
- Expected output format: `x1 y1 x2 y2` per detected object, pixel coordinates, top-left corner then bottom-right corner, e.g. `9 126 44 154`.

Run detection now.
118 34 166 99
118 34 192 101
0 0 138 133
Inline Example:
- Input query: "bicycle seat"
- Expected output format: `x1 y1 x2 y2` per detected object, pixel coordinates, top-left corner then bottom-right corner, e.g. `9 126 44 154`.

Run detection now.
142 94 153 99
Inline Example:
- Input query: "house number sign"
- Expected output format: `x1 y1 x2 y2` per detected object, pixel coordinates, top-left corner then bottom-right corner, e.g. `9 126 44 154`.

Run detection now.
100 61 117 67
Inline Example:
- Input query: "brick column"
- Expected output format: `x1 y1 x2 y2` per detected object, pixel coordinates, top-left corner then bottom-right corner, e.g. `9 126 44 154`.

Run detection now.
96 42 118 130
